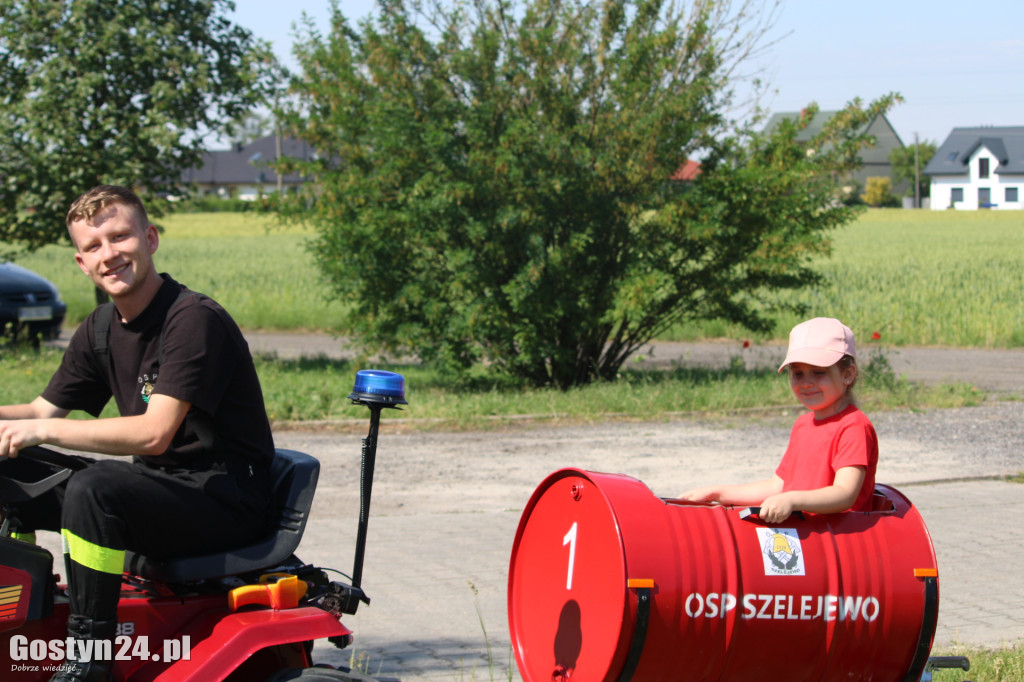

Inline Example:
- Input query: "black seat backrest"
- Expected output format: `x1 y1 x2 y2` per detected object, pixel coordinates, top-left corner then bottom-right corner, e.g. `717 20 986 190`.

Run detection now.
123 449 320 583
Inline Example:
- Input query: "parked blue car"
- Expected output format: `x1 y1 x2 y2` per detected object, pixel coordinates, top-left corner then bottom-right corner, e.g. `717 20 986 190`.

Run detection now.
0 262 67 340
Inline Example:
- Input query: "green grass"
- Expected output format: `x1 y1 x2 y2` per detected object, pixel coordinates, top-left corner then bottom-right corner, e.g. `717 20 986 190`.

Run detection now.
10 212 349 331
1 207 1016 427
9 208 1024 347
931 645 1024 681
243 352 988 427
1 346 984 428
665 209 1024 348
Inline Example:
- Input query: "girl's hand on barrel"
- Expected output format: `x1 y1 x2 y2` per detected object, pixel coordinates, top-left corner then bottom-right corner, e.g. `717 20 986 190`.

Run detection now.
758 493 795 523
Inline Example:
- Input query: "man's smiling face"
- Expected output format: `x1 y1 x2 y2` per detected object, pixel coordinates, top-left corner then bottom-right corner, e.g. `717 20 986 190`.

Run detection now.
70 201 160 302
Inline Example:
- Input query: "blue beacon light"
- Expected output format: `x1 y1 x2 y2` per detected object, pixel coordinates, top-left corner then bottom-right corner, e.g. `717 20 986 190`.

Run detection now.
348 369 407 408
348 369 407 590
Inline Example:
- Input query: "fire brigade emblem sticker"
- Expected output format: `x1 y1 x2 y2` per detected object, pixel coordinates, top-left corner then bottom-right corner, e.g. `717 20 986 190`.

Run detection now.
138 373 157 404
755 528 805 576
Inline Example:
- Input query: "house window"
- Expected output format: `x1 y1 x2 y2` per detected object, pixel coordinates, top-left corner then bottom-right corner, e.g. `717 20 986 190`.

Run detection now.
951 188 964 203
1008 187 1020 203
979 158 990 179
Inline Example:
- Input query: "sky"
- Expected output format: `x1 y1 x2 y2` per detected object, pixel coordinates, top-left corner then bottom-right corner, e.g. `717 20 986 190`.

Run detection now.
229 0 1024 147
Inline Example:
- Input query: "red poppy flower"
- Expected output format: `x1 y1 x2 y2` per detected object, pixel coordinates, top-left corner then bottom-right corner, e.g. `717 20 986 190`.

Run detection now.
871 331 881 340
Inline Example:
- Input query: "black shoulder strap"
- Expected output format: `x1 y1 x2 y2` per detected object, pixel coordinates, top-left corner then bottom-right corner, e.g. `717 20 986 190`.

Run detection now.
93 302 116 378
161 291 219 451
90 289 218 451
91 290 196 376
158 290 199 366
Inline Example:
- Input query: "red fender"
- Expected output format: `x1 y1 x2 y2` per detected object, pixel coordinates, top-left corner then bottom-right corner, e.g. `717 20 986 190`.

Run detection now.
125 606 351 681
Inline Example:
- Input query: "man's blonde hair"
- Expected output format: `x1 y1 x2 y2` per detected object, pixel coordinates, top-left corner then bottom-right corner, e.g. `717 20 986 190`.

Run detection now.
66 185 149 231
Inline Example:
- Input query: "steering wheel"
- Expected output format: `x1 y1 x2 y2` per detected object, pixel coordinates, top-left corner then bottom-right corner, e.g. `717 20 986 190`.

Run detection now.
0 446 90 505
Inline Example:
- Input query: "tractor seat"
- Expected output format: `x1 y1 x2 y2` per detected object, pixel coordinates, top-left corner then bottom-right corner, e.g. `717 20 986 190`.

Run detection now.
123 449 320 584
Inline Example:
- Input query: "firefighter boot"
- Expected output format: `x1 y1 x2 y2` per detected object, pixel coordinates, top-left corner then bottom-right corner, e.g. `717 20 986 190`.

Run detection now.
50 615 117 682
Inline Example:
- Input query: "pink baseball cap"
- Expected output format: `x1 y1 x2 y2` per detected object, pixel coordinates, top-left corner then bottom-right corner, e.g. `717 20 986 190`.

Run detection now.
778 317 856 372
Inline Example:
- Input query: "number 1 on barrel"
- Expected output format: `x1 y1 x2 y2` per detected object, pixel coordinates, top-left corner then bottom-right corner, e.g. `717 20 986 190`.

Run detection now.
563 522 578 590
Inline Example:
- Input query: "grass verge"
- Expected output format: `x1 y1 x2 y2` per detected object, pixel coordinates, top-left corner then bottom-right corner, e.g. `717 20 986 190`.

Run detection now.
931 644 1024 681
1 346 987 429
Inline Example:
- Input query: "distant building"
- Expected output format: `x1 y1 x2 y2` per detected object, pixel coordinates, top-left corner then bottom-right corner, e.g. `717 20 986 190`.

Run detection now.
924 126 1024 210
671 159 702 182
181 135 314 200
764 110 907 196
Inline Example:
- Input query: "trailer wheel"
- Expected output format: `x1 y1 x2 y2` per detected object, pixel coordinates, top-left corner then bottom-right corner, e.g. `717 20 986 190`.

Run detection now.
266 666 385 682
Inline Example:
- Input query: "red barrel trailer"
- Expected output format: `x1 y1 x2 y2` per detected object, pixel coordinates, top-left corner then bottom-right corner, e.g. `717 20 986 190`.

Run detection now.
508 468 970 682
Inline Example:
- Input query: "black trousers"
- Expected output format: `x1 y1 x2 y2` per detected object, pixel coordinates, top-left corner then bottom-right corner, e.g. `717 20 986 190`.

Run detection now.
2 454 271 622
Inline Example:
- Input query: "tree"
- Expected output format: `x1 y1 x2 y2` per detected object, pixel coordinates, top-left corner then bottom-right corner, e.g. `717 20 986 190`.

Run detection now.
0 0 276 255
890 139 937 199
219 112 277 148
277 0 897 388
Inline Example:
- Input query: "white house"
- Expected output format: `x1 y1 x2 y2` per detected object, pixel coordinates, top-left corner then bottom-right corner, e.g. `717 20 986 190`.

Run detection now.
925 126 1024 210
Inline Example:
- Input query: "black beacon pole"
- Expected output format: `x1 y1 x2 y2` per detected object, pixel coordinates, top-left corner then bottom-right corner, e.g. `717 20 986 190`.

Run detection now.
347 370 407 593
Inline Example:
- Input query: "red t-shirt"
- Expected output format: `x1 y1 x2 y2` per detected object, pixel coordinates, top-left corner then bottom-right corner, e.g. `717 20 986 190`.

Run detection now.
775 404 879 512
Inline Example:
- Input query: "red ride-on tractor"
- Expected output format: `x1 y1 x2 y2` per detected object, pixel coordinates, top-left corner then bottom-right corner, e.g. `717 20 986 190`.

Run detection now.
1 370 406 682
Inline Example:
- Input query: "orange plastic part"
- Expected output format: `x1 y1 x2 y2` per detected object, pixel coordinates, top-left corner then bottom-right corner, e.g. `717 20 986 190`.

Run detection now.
227 573 309 611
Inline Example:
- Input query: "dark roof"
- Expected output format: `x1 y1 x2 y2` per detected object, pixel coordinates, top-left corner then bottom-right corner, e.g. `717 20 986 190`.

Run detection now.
763 110 904 164
764 110 856 140
923 126 1024 176
182 135 314 185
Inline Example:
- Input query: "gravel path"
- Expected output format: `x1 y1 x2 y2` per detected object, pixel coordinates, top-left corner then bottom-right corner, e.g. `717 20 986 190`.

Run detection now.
39 330 1024 679
274 399 1024 680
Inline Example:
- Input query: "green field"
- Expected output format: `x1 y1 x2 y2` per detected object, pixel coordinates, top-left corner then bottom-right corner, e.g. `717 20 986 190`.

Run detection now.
796 209 1024 347
670 209 1024 347
9 208 1024 347
11 212 349 332
0 208 1006 420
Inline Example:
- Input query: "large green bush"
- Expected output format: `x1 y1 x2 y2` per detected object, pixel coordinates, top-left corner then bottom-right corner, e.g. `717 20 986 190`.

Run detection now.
277 0 897 388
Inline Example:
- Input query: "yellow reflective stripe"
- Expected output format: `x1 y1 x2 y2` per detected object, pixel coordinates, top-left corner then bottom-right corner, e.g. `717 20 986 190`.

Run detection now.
61 529 124 575
10 532 36 545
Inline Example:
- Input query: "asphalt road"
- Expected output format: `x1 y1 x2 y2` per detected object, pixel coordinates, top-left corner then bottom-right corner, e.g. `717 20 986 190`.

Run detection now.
53 327 1024 396
240 331 1024 396
282 404 1024 681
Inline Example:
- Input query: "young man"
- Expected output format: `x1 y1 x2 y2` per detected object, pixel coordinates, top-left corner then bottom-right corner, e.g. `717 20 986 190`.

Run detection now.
0 185 275 682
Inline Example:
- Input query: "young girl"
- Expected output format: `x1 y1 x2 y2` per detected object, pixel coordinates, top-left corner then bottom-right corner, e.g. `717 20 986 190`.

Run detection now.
679 317 878 523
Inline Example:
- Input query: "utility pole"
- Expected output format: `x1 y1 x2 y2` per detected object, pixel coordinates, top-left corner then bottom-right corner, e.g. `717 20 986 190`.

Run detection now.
914 132 920 209
276 121 284 193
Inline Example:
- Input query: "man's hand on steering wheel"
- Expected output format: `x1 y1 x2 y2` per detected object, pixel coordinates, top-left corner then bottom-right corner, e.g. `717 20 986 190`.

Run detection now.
0 419 45 459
